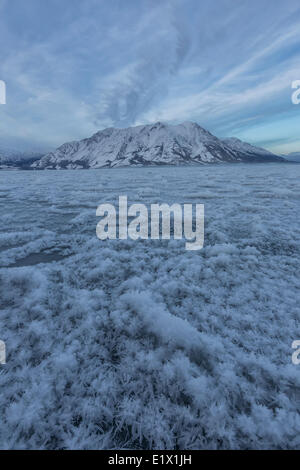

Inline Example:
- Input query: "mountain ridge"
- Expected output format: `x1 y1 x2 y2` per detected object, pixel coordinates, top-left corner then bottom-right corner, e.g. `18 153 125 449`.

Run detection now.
282 152 300 163
0 146 43 169
30 121 284 169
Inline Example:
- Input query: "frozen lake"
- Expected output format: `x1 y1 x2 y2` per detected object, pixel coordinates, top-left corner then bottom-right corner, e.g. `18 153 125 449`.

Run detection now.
0 163 299 449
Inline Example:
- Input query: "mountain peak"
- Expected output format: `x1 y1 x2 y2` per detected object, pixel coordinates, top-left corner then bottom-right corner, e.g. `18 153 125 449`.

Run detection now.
32 122 284 169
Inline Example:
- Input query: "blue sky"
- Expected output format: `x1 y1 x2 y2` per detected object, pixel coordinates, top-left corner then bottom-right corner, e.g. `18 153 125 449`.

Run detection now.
0 0 300 154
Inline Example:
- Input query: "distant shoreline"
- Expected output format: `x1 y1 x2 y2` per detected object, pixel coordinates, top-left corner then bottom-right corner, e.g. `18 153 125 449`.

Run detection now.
1 160 295 172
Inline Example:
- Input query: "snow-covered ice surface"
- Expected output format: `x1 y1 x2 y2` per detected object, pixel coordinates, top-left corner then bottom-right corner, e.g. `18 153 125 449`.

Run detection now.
0 164 299 449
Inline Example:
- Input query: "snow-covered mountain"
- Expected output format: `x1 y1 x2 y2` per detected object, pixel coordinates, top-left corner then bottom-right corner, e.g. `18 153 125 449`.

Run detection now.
0 146 42 169
32 122 283 169
221 137 281 161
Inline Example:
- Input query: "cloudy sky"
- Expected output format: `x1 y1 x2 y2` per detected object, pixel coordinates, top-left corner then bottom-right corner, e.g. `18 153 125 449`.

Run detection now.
0 0 300 154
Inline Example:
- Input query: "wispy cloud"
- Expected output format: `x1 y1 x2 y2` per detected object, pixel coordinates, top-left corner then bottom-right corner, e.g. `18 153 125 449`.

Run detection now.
0 0 300 153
